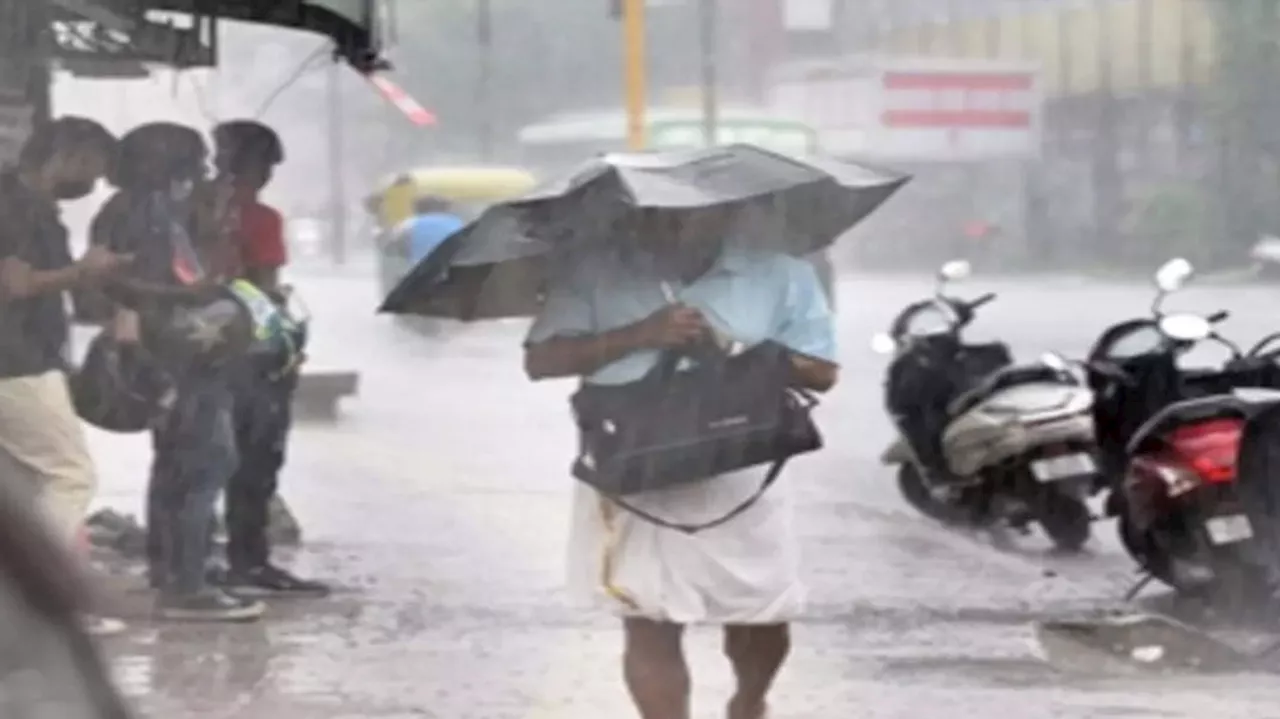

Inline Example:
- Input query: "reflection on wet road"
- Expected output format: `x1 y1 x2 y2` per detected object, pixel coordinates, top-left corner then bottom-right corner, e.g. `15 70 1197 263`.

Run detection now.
86 270 1280 717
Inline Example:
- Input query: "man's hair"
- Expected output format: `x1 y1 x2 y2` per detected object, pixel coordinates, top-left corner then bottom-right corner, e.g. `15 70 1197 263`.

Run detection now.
212 120 284 174
18 116 117 170
111 122 207 190
414 195 453 215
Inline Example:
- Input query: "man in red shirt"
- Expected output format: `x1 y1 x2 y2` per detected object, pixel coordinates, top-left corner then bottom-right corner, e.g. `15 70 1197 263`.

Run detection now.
210 121 328 596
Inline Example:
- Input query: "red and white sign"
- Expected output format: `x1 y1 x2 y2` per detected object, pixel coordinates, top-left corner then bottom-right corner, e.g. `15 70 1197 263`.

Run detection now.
369 75 437 127
881 71 1036 129
768 56 1043 162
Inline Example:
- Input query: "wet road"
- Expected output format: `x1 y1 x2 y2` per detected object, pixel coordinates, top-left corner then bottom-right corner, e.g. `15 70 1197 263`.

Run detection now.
84 269 1280 718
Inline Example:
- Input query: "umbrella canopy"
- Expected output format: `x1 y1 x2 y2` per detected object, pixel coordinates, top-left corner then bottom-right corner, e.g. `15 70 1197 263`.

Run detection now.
380 144 909 321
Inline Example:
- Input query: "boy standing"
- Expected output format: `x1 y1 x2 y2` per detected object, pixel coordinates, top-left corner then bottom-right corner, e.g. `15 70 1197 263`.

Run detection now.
210 121 328 596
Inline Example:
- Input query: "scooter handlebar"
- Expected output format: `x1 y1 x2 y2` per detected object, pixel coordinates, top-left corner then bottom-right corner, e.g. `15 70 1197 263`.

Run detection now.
968 293 997 311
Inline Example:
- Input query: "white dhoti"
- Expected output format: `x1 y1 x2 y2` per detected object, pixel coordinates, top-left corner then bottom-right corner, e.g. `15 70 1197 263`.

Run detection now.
567 470 804 625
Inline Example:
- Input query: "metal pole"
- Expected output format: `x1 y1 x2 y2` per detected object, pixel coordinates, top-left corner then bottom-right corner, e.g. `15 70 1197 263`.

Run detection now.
698 0 719 147
622 0 647 150
477 0 493 160
327 58 347 265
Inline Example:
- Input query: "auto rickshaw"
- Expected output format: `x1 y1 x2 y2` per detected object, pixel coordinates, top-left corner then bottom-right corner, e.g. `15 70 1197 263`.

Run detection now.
366 166 539 300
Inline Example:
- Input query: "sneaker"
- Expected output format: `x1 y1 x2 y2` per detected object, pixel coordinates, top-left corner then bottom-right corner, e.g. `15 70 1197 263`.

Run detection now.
82 615 127 637
223 564 331 598
157 588 265 622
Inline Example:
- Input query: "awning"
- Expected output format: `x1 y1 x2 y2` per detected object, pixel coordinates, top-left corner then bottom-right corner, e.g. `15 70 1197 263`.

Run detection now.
49 0 388 73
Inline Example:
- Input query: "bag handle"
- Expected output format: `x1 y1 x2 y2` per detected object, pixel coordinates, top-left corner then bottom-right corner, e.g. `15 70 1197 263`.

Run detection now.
603 457 789 535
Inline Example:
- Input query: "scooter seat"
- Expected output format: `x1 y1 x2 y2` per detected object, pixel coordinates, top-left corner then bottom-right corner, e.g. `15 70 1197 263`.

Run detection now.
948 364 1066 417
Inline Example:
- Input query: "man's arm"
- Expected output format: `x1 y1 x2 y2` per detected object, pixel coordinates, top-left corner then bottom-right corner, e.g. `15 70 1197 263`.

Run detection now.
0 246 130 301
0 257 84 299
776 258 840 393
525 305 708 381
525 323 647 380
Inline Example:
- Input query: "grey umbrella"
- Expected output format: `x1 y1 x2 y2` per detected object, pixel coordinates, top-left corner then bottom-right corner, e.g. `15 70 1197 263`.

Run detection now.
379 144 909 320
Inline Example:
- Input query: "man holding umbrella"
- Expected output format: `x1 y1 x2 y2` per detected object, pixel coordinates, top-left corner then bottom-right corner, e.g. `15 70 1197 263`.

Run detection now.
524 205 839 719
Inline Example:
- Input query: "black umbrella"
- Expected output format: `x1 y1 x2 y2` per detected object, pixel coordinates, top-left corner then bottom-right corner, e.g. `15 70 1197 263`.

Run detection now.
380 144 909 320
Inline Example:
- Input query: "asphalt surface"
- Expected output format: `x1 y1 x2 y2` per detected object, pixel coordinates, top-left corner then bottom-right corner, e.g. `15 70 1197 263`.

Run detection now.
81 268 1280 718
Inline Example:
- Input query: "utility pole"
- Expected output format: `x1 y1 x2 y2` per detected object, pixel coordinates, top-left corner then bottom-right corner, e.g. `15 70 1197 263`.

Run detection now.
698 0 719 147
327 57 347 265
621 0 647 150
477 0 493 160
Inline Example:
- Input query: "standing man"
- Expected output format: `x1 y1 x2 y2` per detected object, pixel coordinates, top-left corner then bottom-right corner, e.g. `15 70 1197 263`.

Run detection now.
91 122 263 622
522 209 839 719
0 117 129 633
209 120 328 596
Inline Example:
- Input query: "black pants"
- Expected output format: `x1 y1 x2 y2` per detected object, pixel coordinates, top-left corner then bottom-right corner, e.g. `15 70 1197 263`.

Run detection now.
147 372 238 593
225 370 297 571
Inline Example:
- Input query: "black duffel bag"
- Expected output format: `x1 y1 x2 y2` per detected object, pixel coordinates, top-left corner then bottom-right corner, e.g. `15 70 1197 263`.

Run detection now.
569 340 823 534
71 333 173 434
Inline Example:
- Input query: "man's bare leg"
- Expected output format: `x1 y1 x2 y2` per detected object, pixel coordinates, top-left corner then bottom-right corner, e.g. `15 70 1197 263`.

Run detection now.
623 618 690 719
724 623 790 719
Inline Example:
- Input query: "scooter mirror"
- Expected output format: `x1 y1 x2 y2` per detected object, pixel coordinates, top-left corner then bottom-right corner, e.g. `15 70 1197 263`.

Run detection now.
1154 257 1194 293
1251 235 1280 264
870 333 897 355
1040 352 1069 372
1158 313 1212 342
938 259 972 283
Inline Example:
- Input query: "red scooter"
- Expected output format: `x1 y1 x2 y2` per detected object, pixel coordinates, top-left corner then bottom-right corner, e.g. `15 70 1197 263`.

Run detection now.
1088 259 1280 606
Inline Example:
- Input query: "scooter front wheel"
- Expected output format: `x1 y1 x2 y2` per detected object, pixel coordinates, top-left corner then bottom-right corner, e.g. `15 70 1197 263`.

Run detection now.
896 464 977 526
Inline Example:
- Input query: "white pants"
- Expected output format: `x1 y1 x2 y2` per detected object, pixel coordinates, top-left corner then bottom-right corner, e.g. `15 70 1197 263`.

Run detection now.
567 469 805 625
0 371 97 545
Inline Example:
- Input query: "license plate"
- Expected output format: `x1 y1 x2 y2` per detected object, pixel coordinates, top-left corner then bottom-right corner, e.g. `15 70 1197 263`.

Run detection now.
1031 453 1096 482
1206 514 1254 545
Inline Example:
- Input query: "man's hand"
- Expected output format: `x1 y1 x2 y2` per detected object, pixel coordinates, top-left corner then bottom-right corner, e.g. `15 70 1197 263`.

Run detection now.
632 304 709 349
110 309 142 344
76 245 132 281
525 304 709 380
790 354 839 393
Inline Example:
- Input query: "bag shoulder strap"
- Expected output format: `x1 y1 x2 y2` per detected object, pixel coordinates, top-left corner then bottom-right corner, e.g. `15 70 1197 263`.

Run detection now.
604 458 790 535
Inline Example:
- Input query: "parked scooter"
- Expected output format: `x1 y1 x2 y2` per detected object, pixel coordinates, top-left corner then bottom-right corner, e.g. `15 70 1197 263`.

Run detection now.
1088 257 1280 605
873 260 1101 551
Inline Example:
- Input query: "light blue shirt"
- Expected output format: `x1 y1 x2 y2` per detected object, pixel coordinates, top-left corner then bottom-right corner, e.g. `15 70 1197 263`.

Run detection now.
526 246 837 386
407 212 466 263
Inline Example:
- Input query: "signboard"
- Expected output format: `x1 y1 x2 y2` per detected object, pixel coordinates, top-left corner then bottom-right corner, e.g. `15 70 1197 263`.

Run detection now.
768 56 1044 162
50 16 215 70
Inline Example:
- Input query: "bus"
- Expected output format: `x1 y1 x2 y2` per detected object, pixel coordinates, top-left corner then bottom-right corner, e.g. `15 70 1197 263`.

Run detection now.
515 106 820 175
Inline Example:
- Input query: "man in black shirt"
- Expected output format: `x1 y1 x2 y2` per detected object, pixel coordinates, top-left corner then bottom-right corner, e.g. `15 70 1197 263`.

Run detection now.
0 117 127 632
